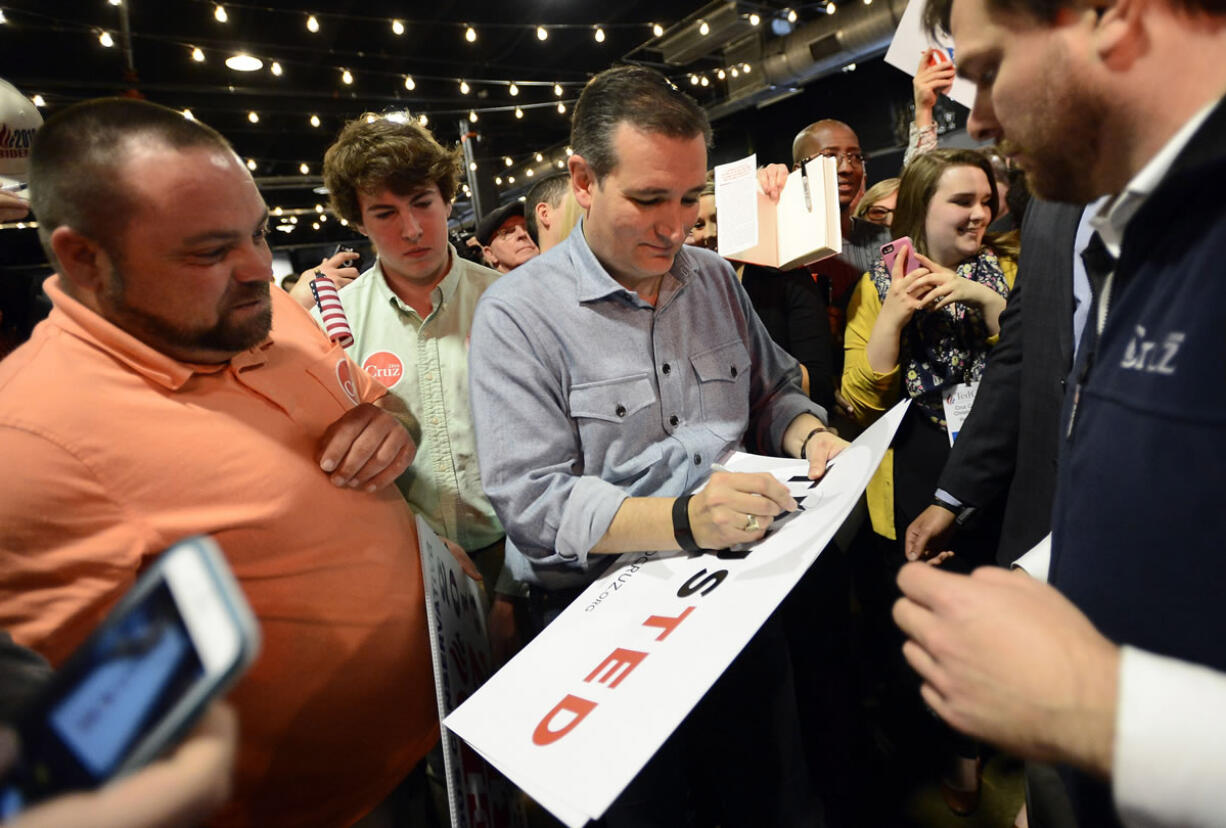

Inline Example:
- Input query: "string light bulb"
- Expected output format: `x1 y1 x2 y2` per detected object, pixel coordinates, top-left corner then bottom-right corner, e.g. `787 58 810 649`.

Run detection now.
554 83 563 97
495 176 502 185
565 146 573 155
247 111 259 123
509 82 519 96
469 110 478 122
404 75 415 91
743 62 752 73
299 162 310 175
213 4 227 23
788 8 799 22
536 25 548 41
717 68 726 80
306 14 319 32
469 161 477 171
0 10 7 23
731 67 739 77
246 158 257 170
309 113 320 127
698 20 710 35
690 74 699 85
419 113 428 125
182 108 195 120
465 25 476 42
557 102 566 114
515 107 524 119
98 30 115 47
535 152 544 162
31 94 45 107
341 68 353 85
459 80 470 94
749 12 761 25
504 157 513 167
594 26 605 43
191 46 205 62
526 169 534 177
507 175 515 183
271 61 282 76
391 19 404 35
652 22 664 37
700 75 710 86
826 2 836 13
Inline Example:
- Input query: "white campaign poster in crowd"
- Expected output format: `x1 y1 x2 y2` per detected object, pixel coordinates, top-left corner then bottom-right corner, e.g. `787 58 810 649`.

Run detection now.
885 0 976 109
445 401 910 826
418 518 523 828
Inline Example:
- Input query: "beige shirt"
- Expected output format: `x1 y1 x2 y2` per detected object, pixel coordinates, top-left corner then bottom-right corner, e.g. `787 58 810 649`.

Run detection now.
318 247 504 550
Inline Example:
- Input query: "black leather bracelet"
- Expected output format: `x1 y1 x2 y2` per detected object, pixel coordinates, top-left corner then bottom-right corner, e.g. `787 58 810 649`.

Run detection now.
672 494 703 554
931 496 979 528
799 426 827 460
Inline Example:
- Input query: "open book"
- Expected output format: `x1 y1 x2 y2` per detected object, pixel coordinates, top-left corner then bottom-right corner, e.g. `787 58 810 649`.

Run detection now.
715 153 842 270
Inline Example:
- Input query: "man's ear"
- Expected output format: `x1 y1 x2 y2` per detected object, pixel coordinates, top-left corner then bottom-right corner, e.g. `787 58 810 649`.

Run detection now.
534 200 552 232
49 226 111 298
481 245 500 269
568 155 597 212
354 223 369 238
1083 0 1145 66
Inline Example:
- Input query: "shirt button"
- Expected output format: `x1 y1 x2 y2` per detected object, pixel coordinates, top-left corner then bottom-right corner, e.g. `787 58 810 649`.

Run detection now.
730 365 738 378
615 404 627 417
669 414 679 427
662 363 671 375
693 454 701 466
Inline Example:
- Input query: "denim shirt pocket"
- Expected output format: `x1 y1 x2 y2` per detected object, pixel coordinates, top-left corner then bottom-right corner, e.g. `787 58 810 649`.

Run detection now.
568 373 662 483
690 340 751 441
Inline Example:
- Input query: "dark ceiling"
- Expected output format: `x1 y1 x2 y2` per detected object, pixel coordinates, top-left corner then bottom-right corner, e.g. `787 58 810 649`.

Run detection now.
0 0 953 271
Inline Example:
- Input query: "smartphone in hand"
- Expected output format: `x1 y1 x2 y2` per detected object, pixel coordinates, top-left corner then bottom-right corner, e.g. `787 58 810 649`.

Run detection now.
0 536 259 817
881 236 919 277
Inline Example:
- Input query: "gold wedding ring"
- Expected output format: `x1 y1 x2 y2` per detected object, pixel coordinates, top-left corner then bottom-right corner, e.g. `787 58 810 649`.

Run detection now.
743 514 761 532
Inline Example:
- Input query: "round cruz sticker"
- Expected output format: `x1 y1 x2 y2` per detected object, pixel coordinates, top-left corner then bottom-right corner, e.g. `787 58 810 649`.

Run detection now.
361 351 405 389
335 359 360 406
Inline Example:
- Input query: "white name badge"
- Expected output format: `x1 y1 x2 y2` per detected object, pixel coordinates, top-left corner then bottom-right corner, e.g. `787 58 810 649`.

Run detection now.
942 381 980 446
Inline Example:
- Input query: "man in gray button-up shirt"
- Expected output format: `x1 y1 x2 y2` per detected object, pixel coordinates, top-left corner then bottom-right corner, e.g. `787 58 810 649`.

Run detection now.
471 72 846 596
470 64 846 828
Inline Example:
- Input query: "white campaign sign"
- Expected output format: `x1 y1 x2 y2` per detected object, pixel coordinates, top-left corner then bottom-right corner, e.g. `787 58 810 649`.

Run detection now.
884 0 976 110
418 518 523 828
445 401 909 826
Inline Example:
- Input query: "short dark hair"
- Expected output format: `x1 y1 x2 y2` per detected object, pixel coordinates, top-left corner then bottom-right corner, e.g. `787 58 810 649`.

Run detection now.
570 65 712 182
524 173 570 243
29 98 233 268
323 114 462 225
892 148 998 259
924 0 1225 39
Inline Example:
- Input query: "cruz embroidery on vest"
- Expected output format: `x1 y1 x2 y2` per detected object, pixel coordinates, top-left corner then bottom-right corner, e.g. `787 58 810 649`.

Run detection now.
1120 324 1183 375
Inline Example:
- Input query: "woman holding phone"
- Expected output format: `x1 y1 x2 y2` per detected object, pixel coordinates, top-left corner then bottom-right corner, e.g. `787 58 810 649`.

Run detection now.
840 147 1017 814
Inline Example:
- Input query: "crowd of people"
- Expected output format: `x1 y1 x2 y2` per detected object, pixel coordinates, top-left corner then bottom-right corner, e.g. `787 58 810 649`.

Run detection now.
1 0 1225 823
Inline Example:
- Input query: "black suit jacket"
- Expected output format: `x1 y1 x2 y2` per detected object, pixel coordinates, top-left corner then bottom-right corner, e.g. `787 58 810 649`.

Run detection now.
936 199 1084 565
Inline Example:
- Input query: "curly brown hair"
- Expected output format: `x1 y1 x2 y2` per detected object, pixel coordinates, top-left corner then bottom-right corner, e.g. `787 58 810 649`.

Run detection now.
323 114 462 225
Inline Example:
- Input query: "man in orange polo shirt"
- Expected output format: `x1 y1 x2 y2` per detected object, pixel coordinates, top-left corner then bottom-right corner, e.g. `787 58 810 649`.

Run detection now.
0 99 440 826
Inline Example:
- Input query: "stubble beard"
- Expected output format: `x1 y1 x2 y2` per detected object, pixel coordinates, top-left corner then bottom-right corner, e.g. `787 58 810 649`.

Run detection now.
103 270 272 361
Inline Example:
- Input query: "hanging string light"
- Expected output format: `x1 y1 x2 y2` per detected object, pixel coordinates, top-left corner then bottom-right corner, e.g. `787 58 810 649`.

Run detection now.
459 80 470 94
246 158 257 170
419 113 428 125
213 4 227 23
469 110 478 122
391 19 404 35
299 162 310 174
465 25 477 42
749 13 761 25
509 82 519 96
652 22 664 36
698 20 710 35
557 102 566 114
270 61 282 76
536 26 548 41
594 26 605 43
404 75 415 91
191 46 205 62
98 30 115 47
554 83 563 97
306 14 319 32
309 114 321 127
248 111 260 123
515 107 524 119
341 68 353 85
